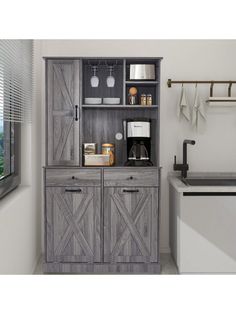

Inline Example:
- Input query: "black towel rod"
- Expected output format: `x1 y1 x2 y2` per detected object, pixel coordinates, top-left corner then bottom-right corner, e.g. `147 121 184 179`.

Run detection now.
167 79 236 96
167 79 236 88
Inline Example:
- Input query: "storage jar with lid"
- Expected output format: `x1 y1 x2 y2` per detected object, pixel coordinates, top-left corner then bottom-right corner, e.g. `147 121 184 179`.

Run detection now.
102 143 115 166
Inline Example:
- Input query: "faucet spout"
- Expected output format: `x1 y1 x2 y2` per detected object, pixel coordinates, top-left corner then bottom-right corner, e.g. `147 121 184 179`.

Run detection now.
182 140 195 178
173 139 196 178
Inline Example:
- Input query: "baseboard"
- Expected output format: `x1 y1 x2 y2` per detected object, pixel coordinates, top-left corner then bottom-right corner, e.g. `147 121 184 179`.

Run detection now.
160 247 171 254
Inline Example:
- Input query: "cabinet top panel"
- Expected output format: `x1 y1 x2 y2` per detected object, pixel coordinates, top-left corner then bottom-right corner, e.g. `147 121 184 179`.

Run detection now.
43 57 163 61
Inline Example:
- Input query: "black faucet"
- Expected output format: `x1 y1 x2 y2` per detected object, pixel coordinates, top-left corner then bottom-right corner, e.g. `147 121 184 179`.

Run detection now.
173 139 196 178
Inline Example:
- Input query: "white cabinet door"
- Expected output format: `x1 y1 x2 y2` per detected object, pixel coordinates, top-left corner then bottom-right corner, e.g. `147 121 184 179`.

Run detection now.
179 195 236 273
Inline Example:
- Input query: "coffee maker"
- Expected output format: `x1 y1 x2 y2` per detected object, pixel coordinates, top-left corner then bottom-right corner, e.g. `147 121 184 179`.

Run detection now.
124 118 153 166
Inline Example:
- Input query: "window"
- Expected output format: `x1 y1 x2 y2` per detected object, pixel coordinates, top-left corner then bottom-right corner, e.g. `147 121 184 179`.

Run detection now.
0 40 32 199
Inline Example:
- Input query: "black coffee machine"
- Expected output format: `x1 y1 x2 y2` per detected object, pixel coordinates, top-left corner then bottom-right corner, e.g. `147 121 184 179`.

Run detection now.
124 118 153 166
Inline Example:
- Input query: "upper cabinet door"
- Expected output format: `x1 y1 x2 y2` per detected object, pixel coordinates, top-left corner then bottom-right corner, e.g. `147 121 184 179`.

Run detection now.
46 60 80 166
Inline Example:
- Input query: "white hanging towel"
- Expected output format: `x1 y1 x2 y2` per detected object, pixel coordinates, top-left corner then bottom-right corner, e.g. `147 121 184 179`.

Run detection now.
177 85 190 121
192 85 206 129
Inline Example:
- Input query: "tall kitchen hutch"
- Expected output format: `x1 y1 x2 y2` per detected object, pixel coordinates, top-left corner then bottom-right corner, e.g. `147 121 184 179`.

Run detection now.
43 57 162 273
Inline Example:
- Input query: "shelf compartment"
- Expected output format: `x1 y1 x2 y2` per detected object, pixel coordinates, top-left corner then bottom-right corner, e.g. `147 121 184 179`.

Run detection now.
82 108 157 167
82 59 123 104
126 85 157 106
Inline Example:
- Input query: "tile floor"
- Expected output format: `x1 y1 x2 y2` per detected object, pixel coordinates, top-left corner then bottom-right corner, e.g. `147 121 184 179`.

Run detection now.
34 253 178 275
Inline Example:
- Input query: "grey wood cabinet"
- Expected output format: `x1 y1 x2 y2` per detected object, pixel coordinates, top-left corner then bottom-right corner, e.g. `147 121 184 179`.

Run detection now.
43 57 162 274
46 60 80 166
46 186 101 263
104 187 158 263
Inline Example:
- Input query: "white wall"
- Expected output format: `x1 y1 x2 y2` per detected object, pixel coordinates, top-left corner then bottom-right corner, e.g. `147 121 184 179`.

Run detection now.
0 43 41 274
37 40 236 253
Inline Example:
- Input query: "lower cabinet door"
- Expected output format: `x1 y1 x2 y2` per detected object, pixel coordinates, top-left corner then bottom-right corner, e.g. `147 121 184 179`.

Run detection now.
46 186 101 263
104 187 158 263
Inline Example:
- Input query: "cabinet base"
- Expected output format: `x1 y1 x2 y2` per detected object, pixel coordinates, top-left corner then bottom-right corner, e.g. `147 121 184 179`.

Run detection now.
43 262 161 274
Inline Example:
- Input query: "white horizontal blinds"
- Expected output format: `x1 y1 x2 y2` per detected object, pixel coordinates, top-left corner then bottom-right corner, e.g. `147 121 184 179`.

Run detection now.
0 40 33 123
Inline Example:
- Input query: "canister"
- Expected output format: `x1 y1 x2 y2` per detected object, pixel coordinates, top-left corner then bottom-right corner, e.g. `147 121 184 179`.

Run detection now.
147 94 152 106
102 143 115 166
140 94 147 106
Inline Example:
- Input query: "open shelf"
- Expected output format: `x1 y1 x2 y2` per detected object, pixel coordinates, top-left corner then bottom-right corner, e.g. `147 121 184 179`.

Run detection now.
82 104 158 109
82 106 158 167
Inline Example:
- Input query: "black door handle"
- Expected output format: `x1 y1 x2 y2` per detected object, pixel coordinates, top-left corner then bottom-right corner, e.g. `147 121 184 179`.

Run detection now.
122 189 139 193
65 188 82 193
75 105 79 121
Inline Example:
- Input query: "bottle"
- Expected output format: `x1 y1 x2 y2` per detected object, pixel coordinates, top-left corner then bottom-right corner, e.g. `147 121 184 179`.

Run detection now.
140 94 147 106
147 94 152 106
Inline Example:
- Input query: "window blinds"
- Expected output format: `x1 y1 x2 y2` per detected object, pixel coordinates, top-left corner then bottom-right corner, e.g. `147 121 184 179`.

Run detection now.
0 40 33 123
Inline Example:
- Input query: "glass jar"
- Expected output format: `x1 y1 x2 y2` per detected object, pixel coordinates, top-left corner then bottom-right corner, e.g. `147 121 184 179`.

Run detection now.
140 94 147 106
128 94 138 105
102 143 115 166
147 94 152 106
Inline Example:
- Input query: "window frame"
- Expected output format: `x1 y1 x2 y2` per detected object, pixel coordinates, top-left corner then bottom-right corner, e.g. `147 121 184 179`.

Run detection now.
0 122 20 199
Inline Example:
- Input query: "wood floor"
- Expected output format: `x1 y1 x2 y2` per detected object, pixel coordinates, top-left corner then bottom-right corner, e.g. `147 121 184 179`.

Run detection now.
34 253 178 275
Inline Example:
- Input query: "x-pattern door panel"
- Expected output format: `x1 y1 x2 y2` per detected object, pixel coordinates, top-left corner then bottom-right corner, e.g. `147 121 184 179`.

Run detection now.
104 187 158 263
47 60 80 166
46 186 101 263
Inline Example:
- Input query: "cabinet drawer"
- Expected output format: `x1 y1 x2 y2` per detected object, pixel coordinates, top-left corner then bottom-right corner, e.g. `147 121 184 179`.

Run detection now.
104 168 158 187
45 168 101 186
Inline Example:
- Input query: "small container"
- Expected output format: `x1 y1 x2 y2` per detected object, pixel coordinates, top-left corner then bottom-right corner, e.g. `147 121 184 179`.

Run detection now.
128 94 138 105
140 94 147 106
147 94 152 106
84 154 109 166
83 143 97 155
102 143 115 166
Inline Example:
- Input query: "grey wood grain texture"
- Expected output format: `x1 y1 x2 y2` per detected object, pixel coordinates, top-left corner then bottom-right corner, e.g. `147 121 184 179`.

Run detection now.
47 60 80 166
45 168 101 186
104 168 158 187
104 187 158 263
46 186 101 263
43 262 160 274
82 108 158 167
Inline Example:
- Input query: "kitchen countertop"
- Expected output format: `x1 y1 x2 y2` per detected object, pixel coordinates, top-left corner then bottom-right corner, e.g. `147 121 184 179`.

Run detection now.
168 172 236 193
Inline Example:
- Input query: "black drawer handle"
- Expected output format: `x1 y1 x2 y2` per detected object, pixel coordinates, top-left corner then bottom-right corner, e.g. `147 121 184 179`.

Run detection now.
75 105 79 121
123 189 139 193
65 188 82 193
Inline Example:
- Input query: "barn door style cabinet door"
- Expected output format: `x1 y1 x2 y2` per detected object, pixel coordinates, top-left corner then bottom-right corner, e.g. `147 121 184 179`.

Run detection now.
46 186 101 263
46 60 80 166
104 187 158 263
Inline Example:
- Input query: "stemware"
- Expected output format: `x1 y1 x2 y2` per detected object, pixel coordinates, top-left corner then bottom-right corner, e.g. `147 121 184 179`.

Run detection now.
106 66 115 88
90 66 99 87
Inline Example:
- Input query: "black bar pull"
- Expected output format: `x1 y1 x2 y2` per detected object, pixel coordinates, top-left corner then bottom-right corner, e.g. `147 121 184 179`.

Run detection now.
228 82 232 97
65 188 82 193
210 82 214 97
75 105 79 121
123 189 139 193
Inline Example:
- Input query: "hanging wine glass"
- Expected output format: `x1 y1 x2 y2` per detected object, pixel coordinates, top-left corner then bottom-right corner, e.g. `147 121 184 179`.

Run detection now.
106 65 115 88
90 66 99 87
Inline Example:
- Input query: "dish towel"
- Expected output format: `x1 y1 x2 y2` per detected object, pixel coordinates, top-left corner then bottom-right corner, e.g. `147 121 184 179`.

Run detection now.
177 85 190 121
192 85 206 129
